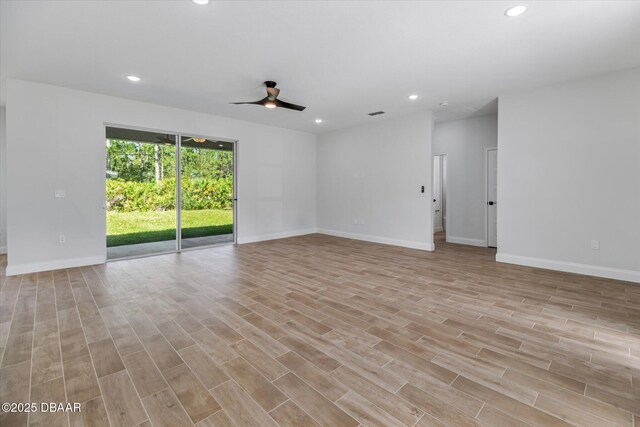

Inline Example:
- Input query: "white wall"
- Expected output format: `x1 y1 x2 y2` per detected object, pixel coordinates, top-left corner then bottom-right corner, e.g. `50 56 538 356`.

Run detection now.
5 79 317 275
433 114 497 246
497 68 640 282
0 107 6 253
317 111 434 250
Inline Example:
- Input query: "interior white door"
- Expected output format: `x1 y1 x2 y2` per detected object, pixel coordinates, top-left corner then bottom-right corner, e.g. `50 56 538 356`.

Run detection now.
433 156 443 232
487 149 498 247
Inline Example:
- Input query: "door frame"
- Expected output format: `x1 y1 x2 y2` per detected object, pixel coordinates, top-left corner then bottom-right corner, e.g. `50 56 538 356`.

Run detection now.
485 147 498 248
104 123 238 260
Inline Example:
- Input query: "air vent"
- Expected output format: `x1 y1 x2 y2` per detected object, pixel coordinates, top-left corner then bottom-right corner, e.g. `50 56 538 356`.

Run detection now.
368 111 385 116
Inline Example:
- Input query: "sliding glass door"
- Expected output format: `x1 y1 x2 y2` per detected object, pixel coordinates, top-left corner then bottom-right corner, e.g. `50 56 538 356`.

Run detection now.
180 136 235 249
105 128 177 259
105 126 235 260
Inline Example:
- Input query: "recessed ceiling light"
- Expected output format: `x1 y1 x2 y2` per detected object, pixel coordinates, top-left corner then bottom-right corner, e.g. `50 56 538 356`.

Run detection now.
408 94 418 100
126 75 141 82
315 119 323 124
440 101 449 107
504 5 527 17
192 0 209 5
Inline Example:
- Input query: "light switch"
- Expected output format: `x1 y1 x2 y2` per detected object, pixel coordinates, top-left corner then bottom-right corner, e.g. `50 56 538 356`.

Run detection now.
590 240 600 250
54 190 66 198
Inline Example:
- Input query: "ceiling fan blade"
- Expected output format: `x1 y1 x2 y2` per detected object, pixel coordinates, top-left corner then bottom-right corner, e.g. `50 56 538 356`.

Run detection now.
276 100 306 111
230 96 268 106
156 134 175 143
230 101 264 105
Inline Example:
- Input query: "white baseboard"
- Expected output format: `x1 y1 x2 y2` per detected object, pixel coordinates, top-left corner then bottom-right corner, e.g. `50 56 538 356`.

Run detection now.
496 253 640 283
0 245 6 255
317 228 434 251
6 255 106 276
237 228 318 244
446 236 487 247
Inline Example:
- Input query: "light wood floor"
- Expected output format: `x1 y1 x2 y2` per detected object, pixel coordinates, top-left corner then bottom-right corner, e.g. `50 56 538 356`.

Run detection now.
1 234 639 427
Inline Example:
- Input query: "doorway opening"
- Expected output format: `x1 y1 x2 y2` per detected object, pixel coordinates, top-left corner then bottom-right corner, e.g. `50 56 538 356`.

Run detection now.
105 126 236 260
433 153 447 247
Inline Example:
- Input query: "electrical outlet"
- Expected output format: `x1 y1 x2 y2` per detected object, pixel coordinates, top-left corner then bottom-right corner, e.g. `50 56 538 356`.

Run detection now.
590 240 599 250
59 235 66 244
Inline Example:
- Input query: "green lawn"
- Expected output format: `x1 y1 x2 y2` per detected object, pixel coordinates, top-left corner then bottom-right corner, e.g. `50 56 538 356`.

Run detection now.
107 209 233 247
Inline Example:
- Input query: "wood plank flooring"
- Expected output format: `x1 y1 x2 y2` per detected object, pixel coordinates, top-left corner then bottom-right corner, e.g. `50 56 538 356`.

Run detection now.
0 233 639 426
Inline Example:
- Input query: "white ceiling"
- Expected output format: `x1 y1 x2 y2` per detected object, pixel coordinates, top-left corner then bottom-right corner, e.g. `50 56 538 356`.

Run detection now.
2 1 640 133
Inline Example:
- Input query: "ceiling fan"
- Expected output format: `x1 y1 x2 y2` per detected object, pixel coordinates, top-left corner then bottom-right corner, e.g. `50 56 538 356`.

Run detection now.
183 137 207 143
155 135 208 144
231 81 306 111
155 134 176 145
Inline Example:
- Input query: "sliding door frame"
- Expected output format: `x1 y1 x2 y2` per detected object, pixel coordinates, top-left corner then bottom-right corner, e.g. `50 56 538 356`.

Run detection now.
104 123 238 260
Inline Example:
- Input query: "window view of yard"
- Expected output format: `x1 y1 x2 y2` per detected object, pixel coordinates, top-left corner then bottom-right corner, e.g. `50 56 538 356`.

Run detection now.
106 137 233 248
107 210 233 246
